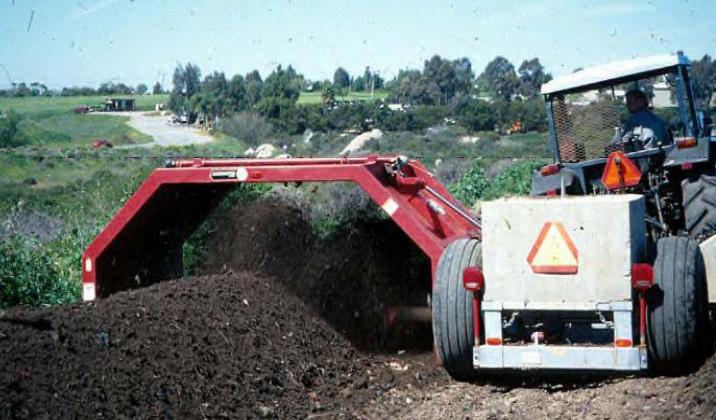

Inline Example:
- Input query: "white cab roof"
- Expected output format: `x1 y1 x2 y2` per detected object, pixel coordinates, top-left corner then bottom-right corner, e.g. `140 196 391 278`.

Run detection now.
541 53 688 95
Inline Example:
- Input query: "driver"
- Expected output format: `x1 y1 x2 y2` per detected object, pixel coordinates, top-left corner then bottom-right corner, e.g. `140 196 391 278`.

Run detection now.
619 89 669 149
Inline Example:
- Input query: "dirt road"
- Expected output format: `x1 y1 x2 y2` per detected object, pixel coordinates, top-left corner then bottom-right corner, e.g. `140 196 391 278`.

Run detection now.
91 111 214 147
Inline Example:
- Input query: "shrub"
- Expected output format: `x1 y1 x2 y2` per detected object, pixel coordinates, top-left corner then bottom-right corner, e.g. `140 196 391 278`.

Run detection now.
219 112 274 147
0 235 80 308
449 160 543 206
0 160 156 308
453 98 496 132
0 111 29 148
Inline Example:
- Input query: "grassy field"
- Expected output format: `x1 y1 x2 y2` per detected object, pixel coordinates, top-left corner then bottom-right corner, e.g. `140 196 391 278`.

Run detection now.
296 90 389 105
0 95 170 149
0 94 169 116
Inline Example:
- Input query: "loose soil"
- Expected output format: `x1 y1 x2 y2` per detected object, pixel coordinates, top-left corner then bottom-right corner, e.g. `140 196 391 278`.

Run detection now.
2 196 716 419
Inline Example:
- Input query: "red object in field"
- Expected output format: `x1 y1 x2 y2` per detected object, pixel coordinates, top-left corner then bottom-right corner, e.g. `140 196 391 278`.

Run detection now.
601 151 641 190
74 106 89 114
80 156 480 300
91 139 113 148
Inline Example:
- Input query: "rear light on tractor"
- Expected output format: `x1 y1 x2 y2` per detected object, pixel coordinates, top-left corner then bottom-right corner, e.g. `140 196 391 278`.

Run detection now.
631 263 653 348
486 337 503 346
462 267 484 292
676 137 697 149
540 164 561 176
631 263 654 292
615 339 633 348
601 151 641 190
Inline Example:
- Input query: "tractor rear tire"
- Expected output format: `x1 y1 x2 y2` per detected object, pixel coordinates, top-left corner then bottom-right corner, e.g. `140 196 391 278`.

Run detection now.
432 238 481 381
683 175 716 239
647 236 709 372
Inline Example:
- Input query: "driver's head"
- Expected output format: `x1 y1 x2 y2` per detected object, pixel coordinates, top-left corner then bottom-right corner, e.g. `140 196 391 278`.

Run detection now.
626 90 648 114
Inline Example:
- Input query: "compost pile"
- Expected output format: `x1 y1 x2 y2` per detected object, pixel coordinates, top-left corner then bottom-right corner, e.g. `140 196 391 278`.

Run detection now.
0 273 429 419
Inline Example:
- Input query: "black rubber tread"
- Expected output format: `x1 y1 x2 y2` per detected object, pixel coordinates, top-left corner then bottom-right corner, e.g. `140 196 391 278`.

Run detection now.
648 236 709 371
683 175 716 239
432 238 482 381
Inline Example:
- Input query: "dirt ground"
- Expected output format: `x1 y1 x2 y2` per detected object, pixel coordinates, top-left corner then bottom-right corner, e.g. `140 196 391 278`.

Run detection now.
2 195 716 419
2 271 716 419
91 111 214 148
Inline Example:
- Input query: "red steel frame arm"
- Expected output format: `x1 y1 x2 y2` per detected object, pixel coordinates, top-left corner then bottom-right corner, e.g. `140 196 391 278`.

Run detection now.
81 155 480 301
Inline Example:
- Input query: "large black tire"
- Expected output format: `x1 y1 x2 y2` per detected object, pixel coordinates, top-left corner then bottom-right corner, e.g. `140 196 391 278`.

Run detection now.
647 236 709 371
683 175 716 239
432 238 481 381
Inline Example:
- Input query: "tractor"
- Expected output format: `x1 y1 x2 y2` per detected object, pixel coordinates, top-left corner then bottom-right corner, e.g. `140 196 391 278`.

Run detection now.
434 52 715 379
81 52 714 381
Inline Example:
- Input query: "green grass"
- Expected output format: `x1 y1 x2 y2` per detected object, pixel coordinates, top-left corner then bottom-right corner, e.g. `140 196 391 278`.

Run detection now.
30 114 152 147
0 94 169 117
296 90 389 105
0 95 167 149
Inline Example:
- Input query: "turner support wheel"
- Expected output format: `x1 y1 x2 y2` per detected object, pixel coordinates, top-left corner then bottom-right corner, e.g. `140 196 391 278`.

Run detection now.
648 236 710 371
432 238 481 381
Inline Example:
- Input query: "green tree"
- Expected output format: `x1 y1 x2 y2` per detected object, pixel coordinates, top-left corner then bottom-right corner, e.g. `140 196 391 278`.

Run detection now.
423 55 474 104
14 82 31 97
202 71 228 96
363 67 373 91
691 55 715 109
392 69 441 105
352 76 366 92
321 85 336 107
478 56 519 101
256 65 302 119
517 58 552 99
169 63 202 119
244 70 263 108
333 67 350 88
245 69 262 84
261 65 301 102
152 81 162 94
136 83 148 95
453 98 496 131
227 75 247 111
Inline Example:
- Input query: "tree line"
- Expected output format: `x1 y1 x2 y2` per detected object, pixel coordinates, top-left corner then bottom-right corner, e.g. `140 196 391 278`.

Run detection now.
0 81 164 97
165 55 555 133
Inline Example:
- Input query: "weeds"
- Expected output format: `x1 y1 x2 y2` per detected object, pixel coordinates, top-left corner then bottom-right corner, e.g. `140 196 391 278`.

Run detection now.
449 160 544 206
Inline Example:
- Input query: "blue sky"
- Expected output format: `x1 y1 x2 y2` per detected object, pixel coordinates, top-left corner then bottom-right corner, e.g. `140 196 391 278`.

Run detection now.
0 0 714 89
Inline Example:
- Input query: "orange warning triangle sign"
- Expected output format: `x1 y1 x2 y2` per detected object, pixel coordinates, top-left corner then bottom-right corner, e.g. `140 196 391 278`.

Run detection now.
527 222 578 274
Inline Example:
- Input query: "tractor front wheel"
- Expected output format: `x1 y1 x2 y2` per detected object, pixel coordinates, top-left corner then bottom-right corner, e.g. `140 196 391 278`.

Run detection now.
647 236 710 372
432 238 481 381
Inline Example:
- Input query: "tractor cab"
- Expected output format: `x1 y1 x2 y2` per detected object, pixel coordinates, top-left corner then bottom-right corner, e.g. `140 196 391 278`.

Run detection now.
532 51 712 197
